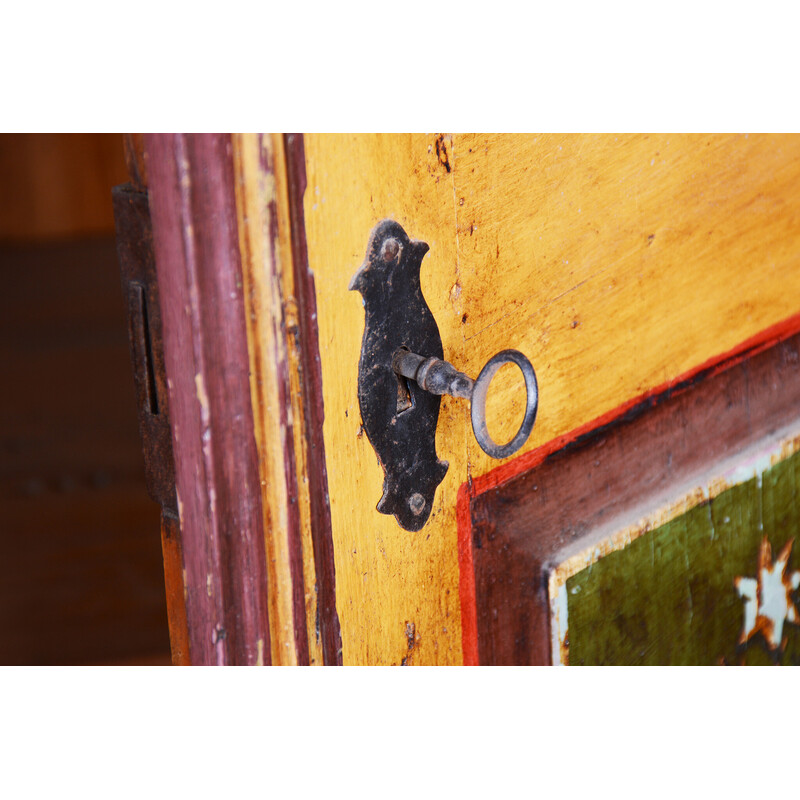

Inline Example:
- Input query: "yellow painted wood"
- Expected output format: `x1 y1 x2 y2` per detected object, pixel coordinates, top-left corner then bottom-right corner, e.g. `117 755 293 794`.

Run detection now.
233 133 327 665
304 135 466 665
452 133 800 478
302 133 800 665
271 133 325 666
232 133 296 664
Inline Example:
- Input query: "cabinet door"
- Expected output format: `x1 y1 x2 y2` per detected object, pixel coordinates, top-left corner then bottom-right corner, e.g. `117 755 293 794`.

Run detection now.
300 134 800 665
145 133 800 665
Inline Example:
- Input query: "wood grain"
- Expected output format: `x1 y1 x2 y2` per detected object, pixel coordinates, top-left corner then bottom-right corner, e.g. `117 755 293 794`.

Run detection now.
450 133 800 479
145 134 271 665
269 134 326 666
302 133 800 665
161 514 190 665
123 134 147 192
282 134 343 665
231 133 311 665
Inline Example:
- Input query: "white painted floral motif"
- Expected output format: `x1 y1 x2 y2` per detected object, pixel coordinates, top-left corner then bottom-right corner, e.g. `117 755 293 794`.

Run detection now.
735 537 800 653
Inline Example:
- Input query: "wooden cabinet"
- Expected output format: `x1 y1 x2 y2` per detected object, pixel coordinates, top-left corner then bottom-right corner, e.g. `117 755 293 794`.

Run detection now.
134 133 800 665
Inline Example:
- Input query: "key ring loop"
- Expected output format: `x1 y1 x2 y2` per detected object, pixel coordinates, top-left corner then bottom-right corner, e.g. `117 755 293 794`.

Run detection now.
470 349 538 459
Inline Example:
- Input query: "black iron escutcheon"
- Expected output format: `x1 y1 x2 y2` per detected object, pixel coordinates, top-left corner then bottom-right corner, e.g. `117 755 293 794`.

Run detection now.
350 219 539 532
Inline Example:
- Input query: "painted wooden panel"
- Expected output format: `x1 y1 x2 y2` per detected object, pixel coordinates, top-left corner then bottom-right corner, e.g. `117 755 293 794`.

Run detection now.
301 133 800 665
562 445 800 666
469 328 800 665
440 133 800 480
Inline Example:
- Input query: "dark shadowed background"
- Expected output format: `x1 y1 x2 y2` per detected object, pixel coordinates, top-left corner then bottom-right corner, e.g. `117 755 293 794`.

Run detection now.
0 134 170 664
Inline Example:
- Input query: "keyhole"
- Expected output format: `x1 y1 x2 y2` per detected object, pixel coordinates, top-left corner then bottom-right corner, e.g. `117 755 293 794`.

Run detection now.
396 374 414 415
133 283 160 416
395 346 415 415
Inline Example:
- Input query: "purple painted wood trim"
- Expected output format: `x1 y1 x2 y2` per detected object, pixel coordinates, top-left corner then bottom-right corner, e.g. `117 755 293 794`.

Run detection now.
145 133 272 665
284 134 343 665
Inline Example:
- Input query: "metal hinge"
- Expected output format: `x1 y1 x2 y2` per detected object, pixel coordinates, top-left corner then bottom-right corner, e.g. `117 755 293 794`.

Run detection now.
112 184 178 519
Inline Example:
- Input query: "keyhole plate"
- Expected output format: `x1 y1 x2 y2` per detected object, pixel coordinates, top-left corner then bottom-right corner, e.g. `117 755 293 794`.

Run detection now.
349 220 449 532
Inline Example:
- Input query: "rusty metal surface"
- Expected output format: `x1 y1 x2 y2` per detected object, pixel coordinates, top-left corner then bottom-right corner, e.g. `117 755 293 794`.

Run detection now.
394 347 538 459
350 220 449 532
351 219 539 531
393 350 474 400
112 184 177 518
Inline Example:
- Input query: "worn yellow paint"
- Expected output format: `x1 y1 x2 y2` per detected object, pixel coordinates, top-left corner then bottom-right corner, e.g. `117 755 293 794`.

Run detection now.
232 133 321 665
303 133 800 665
271 133 325 666
194 373 208 416
304 135 466 665
233 133 325 665
452 133 800 478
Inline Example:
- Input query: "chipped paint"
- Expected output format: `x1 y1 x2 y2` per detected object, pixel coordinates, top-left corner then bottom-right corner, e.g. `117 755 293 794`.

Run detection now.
231 133 324 666
256 638 265 666
212 623 226 665
401 621 420 666
194 372 209 420
550 582 569 666
547 427 800 664
735 537 800 652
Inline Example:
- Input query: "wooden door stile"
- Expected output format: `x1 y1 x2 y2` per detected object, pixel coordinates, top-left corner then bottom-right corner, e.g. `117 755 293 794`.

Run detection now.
229 133 343 665
145 134 272 665
231 133 321 665
280 134 343 666
303 134 467 665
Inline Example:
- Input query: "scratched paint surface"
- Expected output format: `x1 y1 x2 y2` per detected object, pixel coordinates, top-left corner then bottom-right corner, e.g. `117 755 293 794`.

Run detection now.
565 449 800 665
303 133 800 665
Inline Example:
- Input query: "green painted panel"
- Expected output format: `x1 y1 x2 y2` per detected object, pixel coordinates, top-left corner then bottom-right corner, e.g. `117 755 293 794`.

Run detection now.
566 449 800 665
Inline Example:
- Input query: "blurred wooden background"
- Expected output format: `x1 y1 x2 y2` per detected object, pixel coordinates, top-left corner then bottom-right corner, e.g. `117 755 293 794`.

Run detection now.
0 134 171 664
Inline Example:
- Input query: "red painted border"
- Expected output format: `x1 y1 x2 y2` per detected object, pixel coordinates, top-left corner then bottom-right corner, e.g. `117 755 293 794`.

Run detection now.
458 309 800 666
457 481 479 665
